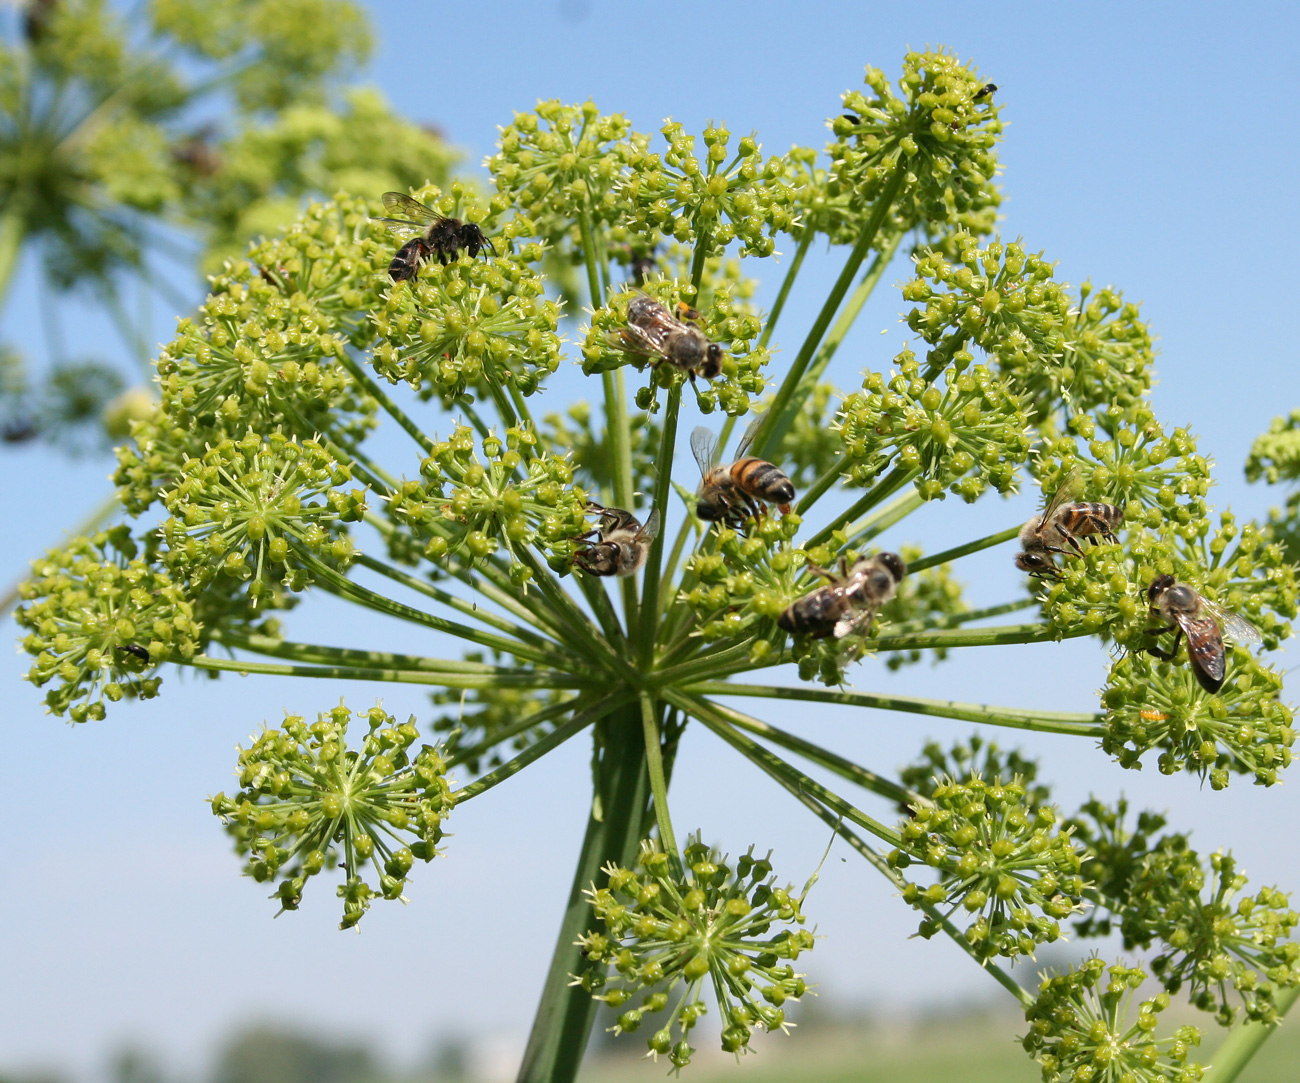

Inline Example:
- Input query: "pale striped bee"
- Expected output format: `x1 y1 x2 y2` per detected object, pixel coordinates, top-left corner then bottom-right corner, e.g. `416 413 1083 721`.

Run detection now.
690 421 795 529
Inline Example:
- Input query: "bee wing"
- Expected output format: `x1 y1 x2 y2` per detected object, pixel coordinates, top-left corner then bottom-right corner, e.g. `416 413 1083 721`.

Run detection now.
735 413 765 459
1175 611 1227 686
380 192 443 224
636 507 661 544
1038 465 1085 523
690 427 719 476
611 323 669 358
833 605 872 639
1201 597 1264 646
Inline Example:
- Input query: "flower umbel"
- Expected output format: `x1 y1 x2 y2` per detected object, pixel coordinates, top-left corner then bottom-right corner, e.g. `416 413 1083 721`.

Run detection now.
576 837 815 1070
212 701 454 929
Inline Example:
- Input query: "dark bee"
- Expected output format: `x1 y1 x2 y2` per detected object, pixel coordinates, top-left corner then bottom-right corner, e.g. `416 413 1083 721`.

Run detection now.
115 643 151 665
1145 575 1261 693
573 502 661 578
629 247 657 286
376 192 495 282
974 83 998 100
172 127 221 177
2 418 39 443
23 0 57 43
1014 468 1122 579
778 552 906 640
610 294 724 387
691 421 795 529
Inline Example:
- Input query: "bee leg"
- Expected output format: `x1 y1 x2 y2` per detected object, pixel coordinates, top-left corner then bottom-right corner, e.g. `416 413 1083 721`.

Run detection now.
1063 532 1086 556
1144 625 1182 661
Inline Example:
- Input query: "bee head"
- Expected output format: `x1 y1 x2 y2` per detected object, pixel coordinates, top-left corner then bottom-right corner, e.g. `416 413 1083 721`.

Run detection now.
877 551 907 583
1147 574 1176 602
701 343 724 379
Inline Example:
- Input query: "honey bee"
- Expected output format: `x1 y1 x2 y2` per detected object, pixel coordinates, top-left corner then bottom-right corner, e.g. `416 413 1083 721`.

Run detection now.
1014 469 1123 578
573 502 661 578
376 192 495 282
1145 575 1262 694
610 294 724 386
691 422 795 529
778 552 907 639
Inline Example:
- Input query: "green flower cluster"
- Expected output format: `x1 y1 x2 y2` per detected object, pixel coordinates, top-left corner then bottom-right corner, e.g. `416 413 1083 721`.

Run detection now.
211 701 454 929
1100 651 1293 787
827 50 1003 237
1022 959 1203 1083
837 348 1031 502
620 121 798 258
1069 800 1299 1024
576 838 814 1070
582 279 769 417
15 529 201 721
1247 409 1300 565
371 189 559 403
159 432 365 603
386 423 587 579
899 737 1051 813
486 100 645 245
889 773 1084 961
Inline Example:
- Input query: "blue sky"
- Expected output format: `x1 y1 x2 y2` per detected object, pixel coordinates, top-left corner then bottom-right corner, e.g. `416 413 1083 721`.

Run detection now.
3 2 1299 1079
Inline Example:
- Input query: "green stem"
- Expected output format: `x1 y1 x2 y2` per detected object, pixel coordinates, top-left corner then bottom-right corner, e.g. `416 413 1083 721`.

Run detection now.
749 165 908 460
888 597 1036 635
771 227 904 445
335 350 434 455
871 621 1087 653
757 230 813 350
185 652 574 690
304 555 573 668
1204 986 1300 1081
795 459 845 515
638 382 682 662
907 525 1022 573
516 702 651 1083
209 630 513 674
670 689 902 848
686 681 1106 737
658 509 698 618
844 488 926 548
0 194 27 311
702 698 917 807
804 464 918 549
640 693 680 868
355 552 555 646
650 634 762 687
446 696 584 771
454 698 619 802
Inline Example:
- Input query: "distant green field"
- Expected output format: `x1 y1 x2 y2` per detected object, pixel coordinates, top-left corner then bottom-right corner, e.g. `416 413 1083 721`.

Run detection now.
580 1012 1300 1083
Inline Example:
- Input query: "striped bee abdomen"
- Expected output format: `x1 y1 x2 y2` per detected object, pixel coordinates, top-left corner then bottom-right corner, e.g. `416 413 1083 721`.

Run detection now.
730 458 795 511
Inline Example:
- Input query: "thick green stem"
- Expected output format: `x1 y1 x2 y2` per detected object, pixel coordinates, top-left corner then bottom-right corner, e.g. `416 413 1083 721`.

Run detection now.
671 690 902 848
640 693 680 868
907 525 1022 573
185 653 573 690
749 166 908 460
757 230 813 350
687 681 1106 738
1204 986 1300 1081
516 702 651 1083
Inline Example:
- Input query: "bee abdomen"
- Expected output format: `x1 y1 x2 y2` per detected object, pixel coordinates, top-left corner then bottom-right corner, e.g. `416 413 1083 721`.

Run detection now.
731 458 795 507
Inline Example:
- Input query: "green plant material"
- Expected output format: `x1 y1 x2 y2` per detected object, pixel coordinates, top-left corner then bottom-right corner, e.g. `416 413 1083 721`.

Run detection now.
576 836 815 1069
1022 958 1204 1083
15 46 1300 1083
211 701 453 929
